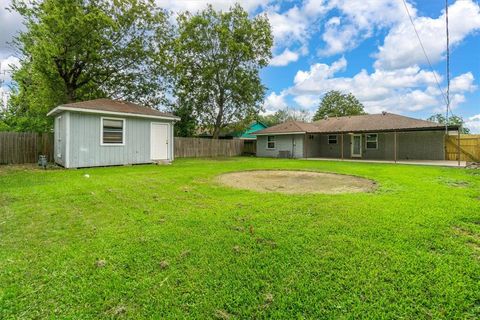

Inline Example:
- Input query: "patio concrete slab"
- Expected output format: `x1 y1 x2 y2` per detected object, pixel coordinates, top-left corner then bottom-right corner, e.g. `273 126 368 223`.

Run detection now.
303 158 466 167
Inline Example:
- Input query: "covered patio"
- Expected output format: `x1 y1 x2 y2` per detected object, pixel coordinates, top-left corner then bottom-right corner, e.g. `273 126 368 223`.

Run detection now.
254 113 462 163
303 129 462 165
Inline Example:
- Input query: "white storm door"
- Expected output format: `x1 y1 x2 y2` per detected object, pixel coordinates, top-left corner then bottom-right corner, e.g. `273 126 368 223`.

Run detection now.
351 134 362 157
151 123 169 160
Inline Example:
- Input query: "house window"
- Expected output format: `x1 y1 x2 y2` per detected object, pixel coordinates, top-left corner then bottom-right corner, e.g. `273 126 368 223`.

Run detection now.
102 118 125 145
366 133 378 149
328 135 337 144
267 136 275 149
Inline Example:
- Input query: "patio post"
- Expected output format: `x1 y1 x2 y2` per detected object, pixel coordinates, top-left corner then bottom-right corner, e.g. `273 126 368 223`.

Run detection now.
341 133 344 160
457 129 461 166
394 131 397 163
304 134 308 159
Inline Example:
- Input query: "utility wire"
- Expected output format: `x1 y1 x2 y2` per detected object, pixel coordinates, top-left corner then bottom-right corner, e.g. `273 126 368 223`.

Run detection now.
401 0 450 113
445 0 451 133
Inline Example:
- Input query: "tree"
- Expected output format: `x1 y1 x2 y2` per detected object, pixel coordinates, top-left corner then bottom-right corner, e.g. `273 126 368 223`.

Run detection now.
427 113 470 134
312 90 366 121
172 101 197 137
258 107 311 127
2 0 171 132
172 4 272 138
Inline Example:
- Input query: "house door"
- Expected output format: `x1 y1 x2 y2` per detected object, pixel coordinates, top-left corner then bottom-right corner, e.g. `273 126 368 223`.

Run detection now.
351 134 362 157
151 123 169 160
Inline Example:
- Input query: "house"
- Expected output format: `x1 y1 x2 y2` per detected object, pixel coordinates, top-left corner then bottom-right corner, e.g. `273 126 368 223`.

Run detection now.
253 112 459 161
237 121 268 155
196 121 268 140
237 121 268 140
47 98 179 168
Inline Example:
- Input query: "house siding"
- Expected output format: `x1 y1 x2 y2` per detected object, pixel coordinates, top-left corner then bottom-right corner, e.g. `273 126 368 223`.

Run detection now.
257 134 304 158
308 131 445 160
395 131 445 160
57 111 174 168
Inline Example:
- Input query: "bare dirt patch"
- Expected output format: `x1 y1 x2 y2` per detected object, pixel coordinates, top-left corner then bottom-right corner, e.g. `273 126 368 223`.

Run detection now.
217 170 376 194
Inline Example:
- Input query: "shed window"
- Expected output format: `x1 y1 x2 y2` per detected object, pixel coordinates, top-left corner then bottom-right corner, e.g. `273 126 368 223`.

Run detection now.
366 133 378 149
328 135 337 144
267 136 275 149
102 118 125 145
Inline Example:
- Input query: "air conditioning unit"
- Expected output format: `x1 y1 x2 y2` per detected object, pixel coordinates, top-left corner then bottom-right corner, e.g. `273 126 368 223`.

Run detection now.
278 150 291 158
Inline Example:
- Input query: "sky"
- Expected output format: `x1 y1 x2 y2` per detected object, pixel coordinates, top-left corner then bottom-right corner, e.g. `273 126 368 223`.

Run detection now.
1 0 479 132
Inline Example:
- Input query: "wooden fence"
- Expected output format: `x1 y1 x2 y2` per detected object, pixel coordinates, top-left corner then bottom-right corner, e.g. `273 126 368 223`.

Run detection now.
445 134 480 162
0 132 54 164
174 137 245 158
0 133 246 164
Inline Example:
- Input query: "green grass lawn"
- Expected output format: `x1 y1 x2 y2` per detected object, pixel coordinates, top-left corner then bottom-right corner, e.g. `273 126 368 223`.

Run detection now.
1 158 479 319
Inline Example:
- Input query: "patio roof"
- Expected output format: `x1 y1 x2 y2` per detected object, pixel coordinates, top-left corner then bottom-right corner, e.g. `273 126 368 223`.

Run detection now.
254 112 459 135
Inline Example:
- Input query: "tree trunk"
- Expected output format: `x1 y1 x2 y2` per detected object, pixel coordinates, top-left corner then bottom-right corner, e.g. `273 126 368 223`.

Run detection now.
212 111 223 139
212 92 224 139
66 85 76 103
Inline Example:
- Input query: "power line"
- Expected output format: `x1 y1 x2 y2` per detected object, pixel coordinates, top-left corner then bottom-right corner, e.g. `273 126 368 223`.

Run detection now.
401 0 450 115
445 0 451 133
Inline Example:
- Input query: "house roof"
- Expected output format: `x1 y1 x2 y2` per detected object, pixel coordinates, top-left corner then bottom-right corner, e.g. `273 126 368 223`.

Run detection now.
47 98 180 120
238 121 268 139
254 113 459 135
253 121 320 135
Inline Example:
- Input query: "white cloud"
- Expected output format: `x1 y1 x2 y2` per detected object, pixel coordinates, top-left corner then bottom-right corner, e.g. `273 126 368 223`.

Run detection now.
0 0 23 57
450 72 476 93
266 6 309 47
0 55 19 84
265 1 328 66
270 48 299 66
293 94 318 109
465 114 480 133
319 17 360 56
303 0 328 16
375 0 480 70
294 56 347 84
0 55 19 72
263 90 288 113
319 0 411 56
289 57 476 114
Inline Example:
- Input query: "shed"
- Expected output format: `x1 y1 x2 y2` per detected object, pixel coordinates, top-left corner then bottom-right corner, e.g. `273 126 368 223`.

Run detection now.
47 98 180 168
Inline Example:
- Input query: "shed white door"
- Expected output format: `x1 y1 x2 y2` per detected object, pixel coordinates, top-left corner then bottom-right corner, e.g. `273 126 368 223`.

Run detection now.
55 116 63 159
151 123 169 160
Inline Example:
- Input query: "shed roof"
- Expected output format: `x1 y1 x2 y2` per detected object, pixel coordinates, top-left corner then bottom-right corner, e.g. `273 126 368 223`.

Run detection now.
47 98 180 120
254 113 458 135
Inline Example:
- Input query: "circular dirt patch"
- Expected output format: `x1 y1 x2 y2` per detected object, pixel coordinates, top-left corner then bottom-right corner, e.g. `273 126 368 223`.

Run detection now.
217 170 376 194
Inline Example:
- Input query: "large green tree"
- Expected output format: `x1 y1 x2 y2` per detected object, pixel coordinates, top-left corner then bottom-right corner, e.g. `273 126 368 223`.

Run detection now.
427 113 470 134
2 0 171 132
172 4 272 138
313 90 366 121
257 107 311 127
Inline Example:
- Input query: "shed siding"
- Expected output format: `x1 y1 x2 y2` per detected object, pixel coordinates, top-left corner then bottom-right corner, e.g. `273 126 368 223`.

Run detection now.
66 112 173 168
257 134 304 158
